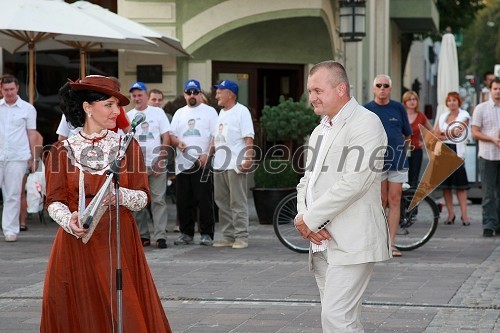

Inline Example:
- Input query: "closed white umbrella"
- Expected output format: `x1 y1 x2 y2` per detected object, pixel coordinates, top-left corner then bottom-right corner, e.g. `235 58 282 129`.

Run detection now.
0 0 155 103
435 30 459 127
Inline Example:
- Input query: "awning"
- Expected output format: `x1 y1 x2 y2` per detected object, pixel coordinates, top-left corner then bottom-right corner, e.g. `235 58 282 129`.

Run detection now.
390 0 439 33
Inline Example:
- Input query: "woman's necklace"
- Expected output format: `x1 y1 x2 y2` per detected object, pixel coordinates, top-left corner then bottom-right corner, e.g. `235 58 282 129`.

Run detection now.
79 130 109 148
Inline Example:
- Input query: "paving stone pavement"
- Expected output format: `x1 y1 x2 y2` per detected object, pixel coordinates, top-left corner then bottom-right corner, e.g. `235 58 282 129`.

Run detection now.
0 198 498 332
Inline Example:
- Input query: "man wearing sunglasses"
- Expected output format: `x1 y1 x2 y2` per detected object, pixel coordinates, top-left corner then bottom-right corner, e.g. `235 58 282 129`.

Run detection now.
169 79 218 246
0 75 37 242
364 75 412 257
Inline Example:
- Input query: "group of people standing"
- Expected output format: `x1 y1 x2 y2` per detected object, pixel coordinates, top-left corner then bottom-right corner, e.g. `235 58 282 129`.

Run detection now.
365 74 500 248
1 63 498 332
36 74 256 331
402 76 500 237
362 75 475 257
48 77 256 252
125 79 255 250
0 71 254 330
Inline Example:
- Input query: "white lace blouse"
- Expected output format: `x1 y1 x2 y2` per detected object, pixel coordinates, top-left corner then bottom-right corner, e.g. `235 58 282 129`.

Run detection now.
47 130 147 239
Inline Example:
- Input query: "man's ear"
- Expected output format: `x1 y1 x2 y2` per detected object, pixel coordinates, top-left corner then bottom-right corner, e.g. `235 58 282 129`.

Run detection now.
337 83 347 96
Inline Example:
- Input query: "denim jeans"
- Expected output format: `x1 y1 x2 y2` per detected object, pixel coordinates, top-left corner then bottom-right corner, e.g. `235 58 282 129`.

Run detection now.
478 157 500 230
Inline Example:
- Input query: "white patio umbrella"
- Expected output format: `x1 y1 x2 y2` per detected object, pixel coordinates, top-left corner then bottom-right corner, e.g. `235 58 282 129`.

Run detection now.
70 1 190 59
0 0 156 104
435 30 459 127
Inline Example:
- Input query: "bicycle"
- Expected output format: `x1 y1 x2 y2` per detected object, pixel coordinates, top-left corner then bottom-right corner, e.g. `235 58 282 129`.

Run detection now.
273 185 441 253
394 184 441 251
273 192 308 253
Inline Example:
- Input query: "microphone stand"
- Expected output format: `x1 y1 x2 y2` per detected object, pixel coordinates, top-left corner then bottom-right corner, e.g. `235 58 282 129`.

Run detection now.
83 127 137 333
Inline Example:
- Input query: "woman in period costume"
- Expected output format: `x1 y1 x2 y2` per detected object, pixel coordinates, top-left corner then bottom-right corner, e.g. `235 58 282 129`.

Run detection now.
41 75 172 332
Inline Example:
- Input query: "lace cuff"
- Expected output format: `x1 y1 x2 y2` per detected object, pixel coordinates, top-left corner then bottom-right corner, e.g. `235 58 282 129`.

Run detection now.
47 202 78 238
119 188 147 211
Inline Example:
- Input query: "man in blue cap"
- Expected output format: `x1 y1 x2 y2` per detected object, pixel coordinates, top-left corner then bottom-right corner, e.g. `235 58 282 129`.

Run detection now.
212 80 254 249
169 79 218 246
128 81 171 249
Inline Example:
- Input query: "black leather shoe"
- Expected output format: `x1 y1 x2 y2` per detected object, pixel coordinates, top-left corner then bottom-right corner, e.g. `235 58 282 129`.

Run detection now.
483 229 494 237
141 238 151 246
156 239 167 249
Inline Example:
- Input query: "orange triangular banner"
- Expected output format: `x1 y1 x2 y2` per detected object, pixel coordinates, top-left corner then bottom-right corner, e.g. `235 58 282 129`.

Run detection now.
409 126 464 210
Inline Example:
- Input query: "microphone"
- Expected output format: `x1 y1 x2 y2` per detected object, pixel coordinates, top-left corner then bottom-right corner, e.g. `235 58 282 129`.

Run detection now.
130 113 146 129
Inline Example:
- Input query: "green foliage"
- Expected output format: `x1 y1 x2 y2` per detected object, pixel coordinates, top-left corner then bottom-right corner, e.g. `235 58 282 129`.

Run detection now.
459 1 500 78
417 0 485 42
437 0 486 33
260 94 319 143
253 159 298 188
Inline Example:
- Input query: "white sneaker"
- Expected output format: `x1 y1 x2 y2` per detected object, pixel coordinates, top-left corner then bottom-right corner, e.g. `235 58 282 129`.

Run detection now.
199 234 213 246
5 235 17 242
212 239 234 247
232 239 248 249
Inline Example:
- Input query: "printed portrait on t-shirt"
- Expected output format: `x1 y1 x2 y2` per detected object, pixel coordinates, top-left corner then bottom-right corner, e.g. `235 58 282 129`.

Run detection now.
138 121 155 142
215 123 226 144
182 118 201 137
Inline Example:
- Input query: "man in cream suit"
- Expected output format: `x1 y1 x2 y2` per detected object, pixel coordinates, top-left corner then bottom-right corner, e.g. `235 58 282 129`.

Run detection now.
295 61 391 332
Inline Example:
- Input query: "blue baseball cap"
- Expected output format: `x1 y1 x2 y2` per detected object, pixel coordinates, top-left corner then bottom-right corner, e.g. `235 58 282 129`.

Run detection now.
184 79 201 92
129 81 147 92
214 80 238 96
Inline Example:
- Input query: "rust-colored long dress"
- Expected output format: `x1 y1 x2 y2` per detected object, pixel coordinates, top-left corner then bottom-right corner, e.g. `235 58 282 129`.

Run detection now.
41 131 171 333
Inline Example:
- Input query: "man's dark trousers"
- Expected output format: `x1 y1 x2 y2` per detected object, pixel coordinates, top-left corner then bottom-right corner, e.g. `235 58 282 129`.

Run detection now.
176 165 215 239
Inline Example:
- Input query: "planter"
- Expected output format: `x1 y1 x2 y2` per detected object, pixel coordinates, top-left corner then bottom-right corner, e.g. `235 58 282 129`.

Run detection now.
252 187 296 225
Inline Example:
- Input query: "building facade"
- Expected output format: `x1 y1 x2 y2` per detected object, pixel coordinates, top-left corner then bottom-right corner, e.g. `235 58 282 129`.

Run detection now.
118 0 438 114
0 0 438 144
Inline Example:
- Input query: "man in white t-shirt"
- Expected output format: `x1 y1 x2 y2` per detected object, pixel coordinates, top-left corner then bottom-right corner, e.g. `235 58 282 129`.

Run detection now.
169 79 218 246
0 75 37 242
56 114 81 140
127 81 171 249
212 80 254 249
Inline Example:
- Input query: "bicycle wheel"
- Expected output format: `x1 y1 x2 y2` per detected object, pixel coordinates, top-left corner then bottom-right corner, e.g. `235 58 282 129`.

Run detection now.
394 189 439 251
273 193 309 253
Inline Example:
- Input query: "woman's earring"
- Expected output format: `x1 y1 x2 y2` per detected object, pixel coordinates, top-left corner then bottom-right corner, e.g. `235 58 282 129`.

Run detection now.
87 113 92 118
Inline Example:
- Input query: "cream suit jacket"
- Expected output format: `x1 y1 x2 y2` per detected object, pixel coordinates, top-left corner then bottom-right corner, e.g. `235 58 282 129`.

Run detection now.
297 97 391 266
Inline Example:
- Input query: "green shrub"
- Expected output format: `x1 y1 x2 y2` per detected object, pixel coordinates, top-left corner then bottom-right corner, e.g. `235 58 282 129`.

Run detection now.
260 94 319 143
253 159 298 188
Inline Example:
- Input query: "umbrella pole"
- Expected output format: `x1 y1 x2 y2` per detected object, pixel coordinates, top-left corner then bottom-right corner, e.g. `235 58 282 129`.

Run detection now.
80 49 86 78
29 43 35 105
